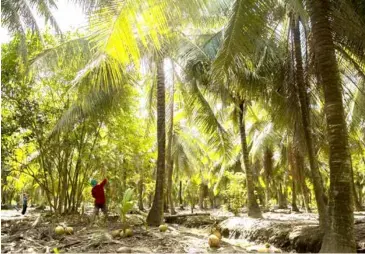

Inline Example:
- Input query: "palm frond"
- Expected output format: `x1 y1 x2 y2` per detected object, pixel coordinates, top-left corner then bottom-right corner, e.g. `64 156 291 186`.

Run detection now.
332 0 365 65
51 82 133 136
283 0 309 31
335 45 365 82
30 37 91 72
172 134 194 177
212 0 275 78
180 79 232 160
250 122 278 160
171 123 209 177
29 0 62 35
50 54 136 135
83 0 229 68
1 0 28 61
347 80 365 130
18 0 43 41
213 152 241 195
72 53 133 94
70 0 115 12
2 0 64 61
86 0 172 67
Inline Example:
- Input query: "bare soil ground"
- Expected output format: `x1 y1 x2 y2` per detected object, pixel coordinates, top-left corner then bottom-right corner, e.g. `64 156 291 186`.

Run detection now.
219 210 365 253
2 208 364 253
1 208 248 253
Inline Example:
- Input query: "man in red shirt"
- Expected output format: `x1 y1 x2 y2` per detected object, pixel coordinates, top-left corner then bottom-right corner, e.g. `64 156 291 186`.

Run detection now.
91 179 107 220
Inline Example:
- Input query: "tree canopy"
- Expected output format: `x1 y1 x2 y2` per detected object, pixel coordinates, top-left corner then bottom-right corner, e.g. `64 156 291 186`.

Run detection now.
1 0 364 252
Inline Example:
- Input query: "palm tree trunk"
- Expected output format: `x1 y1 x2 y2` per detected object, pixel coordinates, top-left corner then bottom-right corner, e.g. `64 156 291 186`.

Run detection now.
166 77 176 215
358 183 363 207
179 180 184 209
283 179 288 207
199 183 205 210
147 56 166 226
148 193 152 208
167 160 175 214
291 15 327 228
138 174 144 211
289 142 299 212
164 196 168 212
238 101 262 218
209 190 215 209
307 0 356 251
295 149 311 212
278 183 288 209
292 180 299 212
264 147 272 209
350 155 362 211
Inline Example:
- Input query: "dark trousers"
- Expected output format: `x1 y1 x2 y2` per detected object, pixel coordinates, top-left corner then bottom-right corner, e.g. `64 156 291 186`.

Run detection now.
21 204 27 215
94 203 107 215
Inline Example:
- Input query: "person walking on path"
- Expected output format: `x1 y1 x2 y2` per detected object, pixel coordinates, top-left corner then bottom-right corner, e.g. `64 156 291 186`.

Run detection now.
91 178 108 221
21 193 28 215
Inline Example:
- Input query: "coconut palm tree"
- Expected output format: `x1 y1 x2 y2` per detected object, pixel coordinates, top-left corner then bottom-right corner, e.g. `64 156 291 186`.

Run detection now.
1 0 62 61
289 13 327 228
237 101 262 217
209 0 283 218
210 0 363 228
12 0 363 238
166 65 176 215
306 0 356 251
347 79 365 211
146 52 166 225
29 0 233 223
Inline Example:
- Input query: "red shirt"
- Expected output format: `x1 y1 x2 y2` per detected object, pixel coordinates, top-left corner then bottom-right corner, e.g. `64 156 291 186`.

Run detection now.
92 179 107 205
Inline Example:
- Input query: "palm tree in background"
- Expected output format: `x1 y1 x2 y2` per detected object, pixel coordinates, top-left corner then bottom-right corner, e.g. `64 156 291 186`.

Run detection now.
4 0 364 249
289 12 328 229
28 0 233 225
210 0 363 242
146 52 167 225
1 0 62 61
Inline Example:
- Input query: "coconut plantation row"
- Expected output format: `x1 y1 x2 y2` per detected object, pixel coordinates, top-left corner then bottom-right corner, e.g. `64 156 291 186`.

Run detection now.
1 0 365 253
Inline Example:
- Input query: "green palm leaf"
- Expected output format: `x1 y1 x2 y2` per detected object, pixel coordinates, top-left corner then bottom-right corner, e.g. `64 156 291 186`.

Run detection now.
50 54 136 135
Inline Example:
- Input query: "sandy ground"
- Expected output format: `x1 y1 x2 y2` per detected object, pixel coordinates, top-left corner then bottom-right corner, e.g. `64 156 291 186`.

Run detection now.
1 208 249 253
2 207 364 253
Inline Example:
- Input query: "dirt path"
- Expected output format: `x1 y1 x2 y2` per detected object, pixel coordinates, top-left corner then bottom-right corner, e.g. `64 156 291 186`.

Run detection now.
1 209 251 253
1 208 37 220
7 208 364 253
